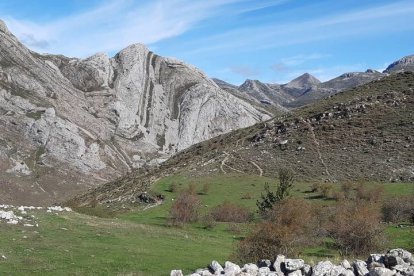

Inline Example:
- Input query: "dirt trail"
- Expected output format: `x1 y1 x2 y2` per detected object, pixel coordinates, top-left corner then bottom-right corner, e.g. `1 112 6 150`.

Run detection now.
220 151 245 174
250 161 263 177
302 118 333 181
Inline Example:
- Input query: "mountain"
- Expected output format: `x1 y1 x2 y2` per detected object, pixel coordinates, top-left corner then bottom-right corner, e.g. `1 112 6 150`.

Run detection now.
69 72 414 206
214 55 414 109
0 20 273 205
211 78 289 116
213 78 294 108
288 70 386 107
282 73 321 97
384 54 414 73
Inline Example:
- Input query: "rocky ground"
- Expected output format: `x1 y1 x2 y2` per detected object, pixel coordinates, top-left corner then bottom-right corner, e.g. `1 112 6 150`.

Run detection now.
171 249 414 276
0 204 72 227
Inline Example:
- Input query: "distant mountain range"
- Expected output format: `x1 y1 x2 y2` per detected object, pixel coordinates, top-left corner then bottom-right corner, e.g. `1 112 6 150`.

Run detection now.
214 54 414 108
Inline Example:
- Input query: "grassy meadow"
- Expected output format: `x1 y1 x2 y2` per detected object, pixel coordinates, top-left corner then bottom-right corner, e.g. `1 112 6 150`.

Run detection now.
0 174 413 275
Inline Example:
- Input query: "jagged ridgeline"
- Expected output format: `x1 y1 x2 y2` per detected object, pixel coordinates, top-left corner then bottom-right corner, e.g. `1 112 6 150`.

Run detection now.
69 71 414 206
0 20 274 205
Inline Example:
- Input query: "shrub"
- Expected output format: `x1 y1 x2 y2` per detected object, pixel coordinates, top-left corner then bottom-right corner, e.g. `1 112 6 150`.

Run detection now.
257 168 295 215
310 182 321 193
382 196 414 223
167 182 178 193
355 184 384 203
332 191 346 201
277 168 295 199
227 223 244 234
201 213 216 230
236 198 316 262
211 201 253 223
328 200 384 255
319 183 334 198
169 187 201 226
341 182 355 199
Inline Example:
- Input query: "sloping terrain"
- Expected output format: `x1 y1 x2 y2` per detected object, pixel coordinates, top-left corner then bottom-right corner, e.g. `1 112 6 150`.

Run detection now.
0 20 274 205
69 72 414 206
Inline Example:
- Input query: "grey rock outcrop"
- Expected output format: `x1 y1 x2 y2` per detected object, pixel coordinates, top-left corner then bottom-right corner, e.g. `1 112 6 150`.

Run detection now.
0 20 271 204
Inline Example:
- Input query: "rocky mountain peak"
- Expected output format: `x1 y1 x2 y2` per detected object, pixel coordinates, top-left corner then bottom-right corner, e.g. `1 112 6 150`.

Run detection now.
365 69 379 73
384 54 414 73
285 73 320 88
0 22 272 204
240 79 266 91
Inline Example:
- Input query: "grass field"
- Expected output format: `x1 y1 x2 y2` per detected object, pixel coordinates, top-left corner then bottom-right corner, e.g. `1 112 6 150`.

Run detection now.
0 174 413 275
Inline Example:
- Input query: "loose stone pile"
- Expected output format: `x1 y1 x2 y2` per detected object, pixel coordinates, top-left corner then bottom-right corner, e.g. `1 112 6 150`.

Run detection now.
171 249 414 276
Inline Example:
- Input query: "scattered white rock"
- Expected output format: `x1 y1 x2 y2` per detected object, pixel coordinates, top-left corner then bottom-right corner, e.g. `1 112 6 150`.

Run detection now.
6 160 32 175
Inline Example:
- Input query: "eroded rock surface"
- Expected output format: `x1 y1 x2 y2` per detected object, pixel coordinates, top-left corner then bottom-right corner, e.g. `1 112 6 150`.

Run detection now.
0 20 272 204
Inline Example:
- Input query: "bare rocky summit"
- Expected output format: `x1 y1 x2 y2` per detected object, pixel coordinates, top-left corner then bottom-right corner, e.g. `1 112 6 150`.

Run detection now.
0 20 272 204
384 54 414 73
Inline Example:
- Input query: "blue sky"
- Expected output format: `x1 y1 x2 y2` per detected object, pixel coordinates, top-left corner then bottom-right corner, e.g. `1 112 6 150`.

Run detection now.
0 0 413 84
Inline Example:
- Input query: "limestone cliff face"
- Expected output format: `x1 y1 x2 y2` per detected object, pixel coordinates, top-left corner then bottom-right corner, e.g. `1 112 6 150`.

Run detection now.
0 20 272 204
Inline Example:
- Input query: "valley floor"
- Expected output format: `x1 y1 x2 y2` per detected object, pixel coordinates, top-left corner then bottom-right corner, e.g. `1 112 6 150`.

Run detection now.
0 174 413 275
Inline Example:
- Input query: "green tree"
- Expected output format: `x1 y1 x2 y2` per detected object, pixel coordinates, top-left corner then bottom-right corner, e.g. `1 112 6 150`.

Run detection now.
257 168 295 215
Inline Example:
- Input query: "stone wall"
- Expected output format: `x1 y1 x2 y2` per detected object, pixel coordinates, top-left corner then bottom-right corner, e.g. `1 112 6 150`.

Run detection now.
171 249 413 276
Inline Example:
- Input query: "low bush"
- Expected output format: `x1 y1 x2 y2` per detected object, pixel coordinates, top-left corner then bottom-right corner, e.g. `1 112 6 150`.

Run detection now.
341 182 355 199
211 201 253 223
167 182 178 193
355 184 384 202
382 196 414 223
201 213 216 230
236 198 316 262
169 187 201 226
319 183 334 198
328 200 384 255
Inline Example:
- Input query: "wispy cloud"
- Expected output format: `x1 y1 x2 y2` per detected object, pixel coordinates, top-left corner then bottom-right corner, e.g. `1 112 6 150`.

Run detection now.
2 0 263 57
271 53 331 72
228 65 260 78
183 0 414 56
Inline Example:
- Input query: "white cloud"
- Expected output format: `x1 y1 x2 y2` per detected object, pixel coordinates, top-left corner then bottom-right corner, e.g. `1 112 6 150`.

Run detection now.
1 0 259 57
183 0 414 56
